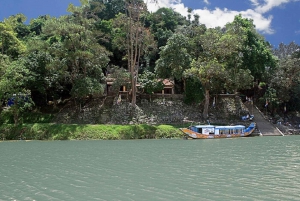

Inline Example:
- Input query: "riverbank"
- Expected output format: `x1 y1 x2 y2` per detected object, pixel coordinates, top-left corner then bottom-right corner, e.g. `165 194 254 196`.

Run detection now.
0 123 185 141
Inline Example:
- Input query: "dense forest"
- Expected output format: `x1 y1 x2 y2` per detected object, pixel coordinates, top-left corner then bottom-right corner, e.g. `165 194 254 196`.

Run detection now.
0 0 300 125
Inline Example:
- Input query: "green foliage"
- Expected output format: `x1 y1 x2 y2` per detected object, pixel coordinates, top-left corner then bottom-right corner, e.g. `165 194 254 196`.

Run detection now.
155 125 183 138
29 15 49 36
149 8 179 33
0 110 53 124
138 70 164 94
3 14 30 39
259 82 266 88
155 34 191 80
109 67 131 94
2 1 300 118
0 60 34 124
273 42 300 60
146 7 188 47
0 109 14 124
0 22 26 58
0 123 183 140
259 87 279 113
40 11 111 100
71 77 104 100
91 0 125 20
154 28 173 48
228 15 276 81
178 24 206 59
188 59 225 90
0 54 10 80
288 83 300 111
184 78 204 104
187 59 225 118
270 57 300 103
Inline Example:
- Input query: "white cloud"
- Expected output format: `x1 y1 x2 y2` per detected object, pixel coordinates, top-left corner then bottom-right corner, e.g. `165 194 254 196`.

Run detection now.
249 0 260 6
145 0 274 34
203 0 210 5
144 0 286 35
193 7 274 34
254 0 290 13
250 0 300 13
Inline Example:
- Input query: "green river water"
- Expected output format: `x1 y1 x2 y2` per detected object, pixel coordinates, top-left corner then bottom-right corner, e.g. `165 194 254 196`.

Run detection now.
1 136 300 201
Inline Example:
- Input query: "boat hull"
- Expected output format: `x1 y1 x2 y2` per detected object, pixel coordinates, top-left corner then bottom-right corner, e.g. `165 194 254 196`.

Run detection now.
180 123 256 139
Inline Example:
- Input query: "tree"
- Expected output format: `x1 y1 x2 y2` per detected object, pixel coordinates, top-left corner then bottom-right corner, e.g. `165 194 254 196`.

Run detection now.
273 42 300 60
146 7 188 48
186 59 225 118
270 57 300 103
109 67 131 95
3 14 30 39
138 70 164 94
0 23 26 59
228 15 276 81
40 3 111 106
184 23 254 117
155 34 191 81
0 60 34 124
122 0 156 105
269 41 300 112
20 42 56 106
29 15 50 36
91 0 125 20
0 54 10 75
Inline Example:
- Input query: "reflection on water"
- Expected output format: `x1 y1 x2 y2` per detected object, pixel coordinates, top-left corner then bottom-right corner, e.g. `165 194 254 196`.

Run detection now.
1 136 300 201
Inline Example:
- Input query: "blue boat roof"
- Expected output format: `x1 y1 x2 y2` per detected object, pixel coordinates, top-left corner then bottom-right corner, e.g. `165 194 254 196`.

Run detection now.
193 125 245 129
193 125 215 128
215 125 245 129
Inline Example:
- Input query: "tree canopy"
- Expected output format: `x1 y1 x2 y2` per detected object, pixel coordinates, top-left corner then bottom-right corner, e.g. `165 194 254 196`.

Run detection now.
0 0 299 121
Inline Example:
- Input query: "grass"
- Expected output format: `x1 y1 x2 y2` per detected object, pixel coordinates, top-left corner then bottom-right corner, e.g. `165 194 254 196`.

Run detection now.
0 109 188 141
0 123 184 141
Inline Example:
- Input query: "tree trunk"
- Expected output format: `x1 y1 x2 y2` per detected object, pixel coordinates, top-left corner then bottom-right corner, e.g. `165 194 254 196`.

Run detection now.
203 88 210 119
131 69 137 105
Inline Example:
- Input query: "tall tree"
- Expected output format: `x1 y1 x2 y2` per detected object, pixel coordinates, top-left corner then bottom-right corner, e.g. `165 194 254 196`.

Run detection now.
186 24 253 117
118 0 156 105
273 42 300 60
186 59 225 118
155 34 191 81
229 15 276 81
270 57 300 103
0 23 26 59
0 59 34 124
3 14 30 39
146 7 188 48
40 2 111 106
91 0 125 20
29 15 50 36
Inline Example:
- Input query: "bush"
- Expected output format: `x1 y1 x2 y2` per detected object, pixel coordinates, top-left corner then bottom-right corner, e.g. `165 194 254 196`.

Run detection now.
0 123 183 140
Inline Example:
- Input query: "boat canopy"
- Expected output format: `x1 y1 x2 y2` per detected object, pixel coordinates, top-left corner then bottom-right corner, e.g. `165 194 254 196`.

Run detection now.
194 125 215 128
215 125 245 129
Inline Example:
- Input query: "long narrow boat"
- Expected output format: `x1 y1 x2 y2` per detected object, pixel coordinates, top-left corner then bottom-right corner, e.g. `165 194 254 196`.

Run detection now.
180 122 256 139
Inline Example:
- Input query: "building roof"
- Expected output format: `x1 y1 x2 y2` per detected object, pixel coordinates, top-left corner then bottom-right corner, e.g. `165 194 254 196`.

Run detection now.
162 79 174 86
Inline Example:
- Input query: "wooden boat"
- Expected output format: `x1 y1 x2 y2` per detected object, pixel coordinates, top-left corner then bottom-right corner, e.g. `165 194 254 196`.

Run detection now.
180 122 256 139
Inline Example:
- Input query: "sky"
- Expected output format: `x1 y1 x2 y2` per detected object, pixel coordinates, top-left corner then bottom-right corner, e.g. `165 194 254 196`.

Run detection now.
0 0 299 48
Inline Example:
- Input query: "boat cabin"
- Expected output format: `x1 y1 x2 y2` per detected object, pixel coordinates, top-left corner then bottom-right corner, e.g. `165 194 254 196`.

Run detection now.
190 125 246 135
190 125 215 134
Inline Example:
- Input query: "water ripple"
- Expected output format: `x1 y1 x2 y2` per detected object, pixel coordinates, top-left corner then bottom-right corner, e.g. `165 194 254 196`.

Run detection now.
1 137 300 200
